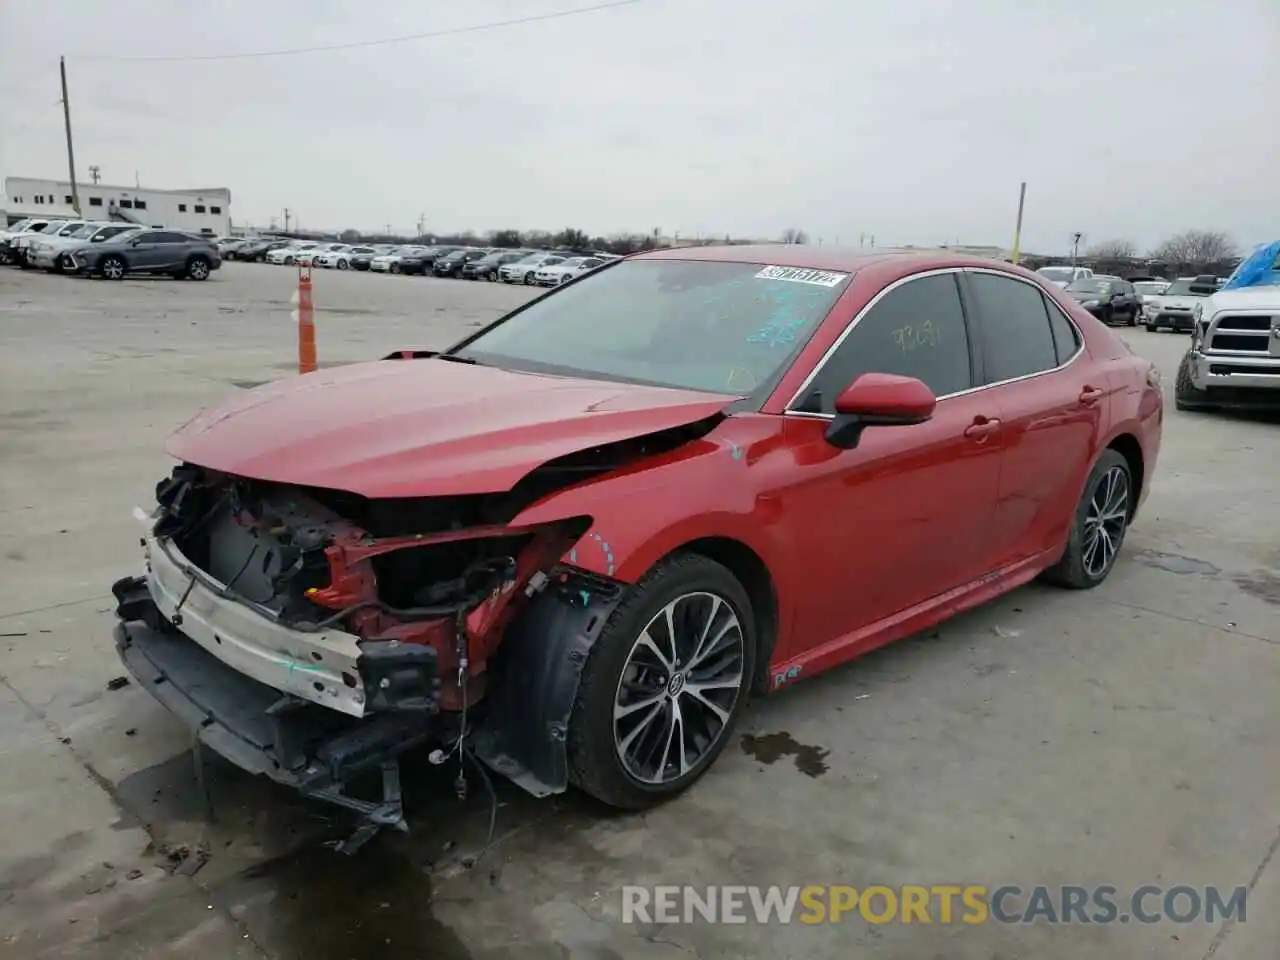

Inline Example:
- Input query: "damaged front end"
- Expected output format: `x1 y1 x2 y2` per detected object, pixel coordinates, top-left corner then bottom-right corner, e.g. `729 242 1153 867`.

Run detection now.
113 463 624 849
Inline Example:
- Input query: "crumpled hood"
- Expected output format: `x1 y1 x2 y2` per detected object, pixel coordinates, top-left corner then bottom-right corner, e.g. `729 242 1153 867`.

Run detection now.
167 358 732 498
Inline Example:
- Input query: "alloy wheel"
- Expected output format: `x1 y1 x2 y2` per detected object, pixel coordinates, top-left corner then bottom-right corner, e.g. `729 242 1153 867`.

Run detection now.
1082 465 1129 578
189 259 209 280
103 258 125 280
613 592 745 785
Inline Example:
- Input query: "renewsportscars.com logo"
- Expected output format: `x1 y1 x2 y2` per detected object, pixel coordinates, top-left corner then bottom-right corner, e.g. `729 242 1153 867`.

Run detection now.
621 885 1249 926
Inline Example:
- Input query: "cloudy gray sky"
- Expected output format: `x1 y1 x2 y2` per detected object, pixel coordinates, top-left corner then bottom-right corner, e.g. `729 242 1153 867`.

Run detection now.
2 0 1277 253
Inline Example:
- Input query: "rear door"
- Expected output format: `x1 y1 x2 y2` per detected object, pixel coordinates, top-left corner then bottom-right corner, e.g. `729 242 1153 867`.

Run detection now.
153 232 195 270
961 269 1103 566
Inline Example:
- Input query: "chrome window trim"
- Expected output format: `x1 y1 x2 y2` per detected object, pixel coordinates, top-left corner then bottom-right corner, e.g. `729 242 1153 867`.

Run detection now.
782 265 1085 419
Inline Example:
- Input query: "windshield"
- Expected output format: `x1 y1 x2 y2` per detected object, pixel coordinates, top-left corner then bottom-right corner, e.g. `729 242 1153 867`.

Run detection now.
452 259 851 394
1162 280 1211 296
67 224 97 239
1038 267 1076 281
7 219 33 232
1133 281 1167 296
1066 278 1109 294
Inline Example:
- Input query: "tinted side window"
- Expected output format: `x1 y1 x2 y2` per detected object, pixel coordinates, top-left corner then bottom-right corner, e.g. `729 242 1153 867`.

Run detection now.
968 273 1058 383
1044 296 1081 364
132 232 161 243
156 232 194 243
797 273 972 413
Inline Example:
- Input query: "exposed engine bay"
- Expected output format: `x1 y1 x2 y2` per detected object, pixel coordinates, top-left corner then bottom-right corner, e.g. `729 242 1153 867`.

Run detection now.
113 462 624 851
111 408 724 851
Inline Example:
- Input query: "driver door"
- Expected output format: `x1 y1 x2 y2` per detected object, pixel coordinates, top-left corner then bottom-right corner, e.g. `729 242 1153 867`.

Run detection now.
124 232 166 269
777 271 1005 661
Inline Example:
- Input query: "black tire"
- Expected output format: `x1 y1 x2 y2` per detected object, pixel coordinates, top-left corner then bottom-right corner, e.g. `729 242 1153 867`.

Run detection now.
1101 305 1113 325
1174 349 1213 411
100 255 127 281
52 254 66 274
186 256 211 281
390 263 401 274
1040 449 1132 590
523 270 536 285
337 259 349 270
1144 320 1157 332
1126 306 1138 326
18 251 33 270
283 256 294 266
567 553 757 809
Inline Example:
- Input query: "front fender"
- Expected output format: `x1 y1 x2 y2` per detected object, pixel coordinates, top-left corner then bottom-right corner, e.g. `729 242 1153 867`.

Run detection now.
508 413 798 655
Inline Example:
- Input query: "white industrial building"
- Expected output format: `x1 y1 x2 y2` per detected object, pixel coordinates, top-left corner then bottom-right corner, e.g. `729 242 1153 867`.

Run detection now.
3 176 232 235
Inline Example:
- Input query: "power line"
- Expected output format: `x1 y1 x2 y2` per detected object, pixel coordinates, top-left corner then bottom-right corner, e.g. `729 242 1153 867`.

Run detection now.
79 0 652 63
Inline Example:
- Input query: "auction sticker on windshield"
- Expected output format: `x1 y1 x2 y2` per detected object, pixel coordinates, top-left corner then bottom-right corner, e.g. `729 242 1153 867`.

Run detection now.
755 266 849 287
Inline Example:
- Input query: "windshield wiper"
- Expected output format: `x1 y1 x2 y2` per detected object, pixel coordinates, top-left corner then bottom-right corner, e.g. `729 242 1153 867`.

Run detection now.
435 353 481 366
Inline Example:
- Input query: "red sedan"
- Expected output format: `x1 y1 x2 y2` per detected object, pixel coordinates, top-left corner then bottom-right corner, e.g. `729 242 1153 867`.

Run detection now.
113 246 1162 841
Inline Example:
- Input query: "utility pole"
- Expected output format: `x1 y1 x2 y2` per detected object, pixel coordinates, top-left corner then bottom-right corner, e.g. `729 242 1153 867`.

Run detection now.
59 56 81 216
283 208 292 232
1010 181 1027 264
416 212 426 237
1070 232 1083 270
88 165 100 185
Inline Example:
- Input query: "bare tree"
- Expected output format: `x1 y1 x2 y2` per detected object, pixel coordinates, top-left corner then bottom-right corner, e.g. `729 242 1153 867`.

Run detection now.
780 227 809 245
1150 230 1238 264
1086 238 1136 260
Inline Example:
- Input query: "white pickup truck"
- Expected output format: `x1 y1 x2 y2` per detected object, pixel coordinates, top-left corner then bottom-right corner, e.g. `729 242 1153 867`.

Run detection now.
1175 242 1280 411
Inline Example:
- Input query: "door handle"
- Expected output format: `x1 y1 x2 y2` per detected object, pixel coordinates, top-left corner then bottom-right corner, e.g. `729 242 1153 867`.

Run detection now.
963 416 1001 439
1079 386 1105 405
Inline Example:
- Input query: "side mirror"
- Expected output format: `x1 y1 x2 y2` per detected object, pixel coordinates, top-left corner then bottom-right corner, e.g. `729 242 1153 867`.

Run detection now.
91 236 104 242
824 373 936 450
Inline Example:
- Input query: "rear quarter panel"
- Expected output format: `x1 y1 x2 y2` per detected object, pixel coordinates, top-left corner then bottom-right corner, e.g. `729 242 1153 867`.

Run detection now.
1048 289 1163 510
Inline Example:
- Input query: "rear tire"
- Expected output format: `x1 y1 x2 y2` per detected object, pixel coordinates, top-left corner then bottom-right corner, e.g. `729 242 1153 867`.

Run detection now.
1040 449 1132 590
1174 349 1213 411
567 553 757 809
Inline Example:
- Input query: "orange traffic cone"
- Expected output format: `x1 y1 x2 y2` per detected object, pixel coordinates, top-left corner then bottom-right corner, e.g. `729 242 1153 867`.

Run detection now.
296 265 316 374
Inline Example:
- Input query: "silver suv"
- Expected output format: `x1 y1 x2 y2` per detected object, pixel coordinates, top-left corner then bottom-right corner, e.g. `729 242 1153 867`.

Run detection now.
1176 285 1280 411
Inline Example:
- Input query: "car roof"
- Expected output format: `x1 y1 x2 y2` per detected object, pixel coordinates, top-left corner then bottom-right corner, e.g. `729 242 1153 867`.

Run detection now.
630 244 1011 273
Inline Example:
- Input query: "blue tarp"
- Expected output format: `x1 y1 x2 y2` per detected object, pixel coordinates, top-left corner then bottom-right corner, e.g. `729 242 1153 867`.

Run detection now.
1221 241 1280 290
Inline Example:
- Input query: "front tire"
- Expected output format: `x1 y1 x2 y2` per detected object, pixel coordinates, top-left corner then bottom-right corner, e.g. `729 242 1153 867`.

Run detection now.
337 259 349 270
567 553 756 809
1174 349 1213 411
100 255 127 281
1040 449 1132 590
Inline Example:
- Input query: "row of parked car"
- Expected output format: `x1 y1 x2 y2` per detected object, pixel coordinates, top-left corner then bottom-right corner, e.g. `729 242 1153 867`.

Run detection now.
0 217 221 280
1035 265 1226 333
217 236 620 286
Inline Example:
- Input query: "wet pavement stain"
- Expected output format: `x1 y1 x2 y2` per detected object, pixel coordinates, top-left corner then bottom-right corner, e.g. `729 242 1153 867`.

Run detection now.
1233 571 1280 606
1132 549 1221 576
223 837 474 960
740 731 830 777
230 378 268 390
